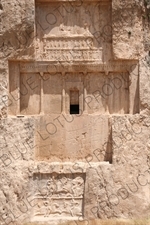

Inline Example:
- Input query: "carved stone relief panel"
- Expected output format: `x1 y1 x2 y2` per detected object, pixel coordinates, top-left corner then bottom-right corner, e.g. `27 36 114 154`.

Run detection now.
35 0 112 62
30 173 85 219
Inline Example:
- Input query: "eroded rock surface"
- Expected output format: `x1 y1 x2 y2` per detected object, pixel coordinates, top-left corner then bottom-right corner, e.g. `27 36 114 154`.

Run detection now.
0 0 150 225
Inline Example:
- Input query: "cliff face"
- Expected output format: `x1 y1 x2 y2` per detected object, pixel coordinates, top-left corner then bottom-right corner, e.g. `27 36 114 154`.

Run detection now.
0 0 150 225
112 1 150 114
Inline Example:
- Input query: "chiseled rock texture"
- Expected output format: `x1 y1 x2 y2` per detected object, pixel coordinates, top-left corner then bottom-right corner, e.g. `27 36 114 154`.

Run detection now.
0 0 150 225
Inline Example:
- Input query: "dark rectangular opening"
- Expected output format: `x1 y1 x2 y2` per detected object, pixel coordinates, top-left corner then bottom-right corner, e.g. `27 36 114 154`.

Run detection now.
70 90 79 114
70 104 79 114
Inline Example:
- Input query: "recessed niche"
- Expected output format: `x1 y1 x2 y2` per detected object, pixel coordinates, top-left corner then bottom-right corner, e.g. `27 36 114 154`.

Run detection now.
70 105 79 114
35 0 112 62
70 90 79 114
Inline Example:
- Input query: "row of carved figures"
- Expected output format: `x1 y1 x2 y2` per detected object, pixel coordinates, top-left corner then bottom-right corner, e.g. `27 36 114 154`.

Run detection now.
34 176 84 198
34 198 82 217
43 38 94 49
43 49 101 61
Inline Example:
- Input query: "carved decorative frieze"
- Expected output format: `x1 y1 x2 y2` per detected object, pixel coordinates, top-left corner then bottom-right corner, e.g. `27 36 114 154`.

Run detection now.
42 36 102 61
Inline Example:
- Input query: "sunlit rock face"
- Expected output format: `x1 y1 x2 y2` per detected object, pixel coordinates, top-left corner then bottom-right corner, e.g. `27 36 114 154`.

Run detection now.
0 0 150 224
